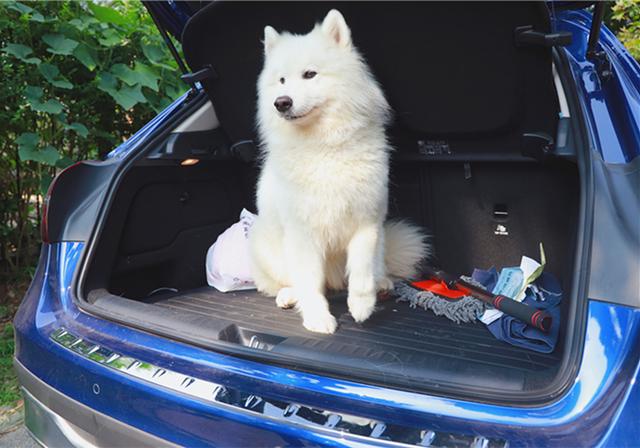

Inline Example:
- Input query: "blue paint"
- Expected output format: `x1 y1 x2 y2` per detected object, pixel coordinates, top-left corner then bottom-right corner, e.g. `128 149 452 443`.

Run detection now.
13 243 640 446
556 10 640 163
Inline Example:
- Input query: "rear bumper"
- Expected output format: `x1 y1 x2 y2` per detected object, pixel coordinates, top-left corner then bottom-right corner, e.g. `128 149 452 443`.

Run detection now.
16 360 174 448
13 242 640 447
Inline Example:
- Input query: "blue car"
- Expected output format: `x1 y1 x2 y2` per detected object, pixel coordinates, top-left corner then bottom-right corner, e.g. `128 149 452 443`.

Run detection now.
14 2 640 447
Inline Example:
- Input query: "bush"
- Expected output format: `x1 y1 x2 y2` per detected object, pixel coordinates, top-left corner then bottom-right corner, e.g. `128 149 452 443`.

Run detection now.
608 0 640 61
0 1 184 291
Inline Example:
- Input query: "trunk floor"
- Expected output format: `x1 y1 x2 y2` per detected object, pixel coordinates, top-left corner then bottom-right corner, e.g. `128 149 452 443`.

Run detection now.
147 287 562 393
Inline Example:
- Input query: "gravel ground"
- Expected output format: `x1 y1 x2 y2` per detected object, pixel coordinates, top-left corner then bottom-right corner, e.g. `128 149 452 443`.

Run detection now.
0 426 38 448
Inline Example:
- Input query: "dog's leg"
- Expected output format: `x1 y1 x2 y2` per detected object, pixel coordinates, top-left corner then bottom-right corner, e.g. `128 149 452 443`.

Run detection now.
249 217 288 296
374 227 394 293
347 223 381 323
285 227 337 334
275 287 297 309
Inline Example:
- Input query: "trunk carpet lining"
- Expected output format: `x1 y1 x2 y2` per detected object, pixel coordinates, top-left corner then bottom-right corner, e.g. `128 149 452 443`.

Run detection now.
147 287 561 391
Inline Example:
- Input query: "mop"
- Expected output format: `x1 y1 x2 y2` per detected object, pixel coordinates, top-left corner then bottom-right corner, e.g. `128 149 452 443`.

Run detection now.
395 266 553 331
394 277 486 324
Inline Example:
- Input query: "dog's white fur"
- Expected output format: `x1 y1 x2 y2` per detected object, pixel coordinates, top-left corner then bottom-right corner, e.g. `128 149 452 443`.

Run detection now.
250 10 428 333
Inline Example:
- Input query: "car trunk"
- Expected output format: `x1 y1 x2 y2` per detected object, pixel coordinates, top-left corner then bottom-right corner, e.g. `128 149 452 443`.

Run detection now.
80 2 587 401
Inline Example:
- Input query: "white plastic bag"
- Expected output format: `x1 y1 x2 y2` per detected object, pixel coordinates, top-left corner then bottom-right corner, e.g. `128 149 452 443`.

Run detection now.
205 208 256 292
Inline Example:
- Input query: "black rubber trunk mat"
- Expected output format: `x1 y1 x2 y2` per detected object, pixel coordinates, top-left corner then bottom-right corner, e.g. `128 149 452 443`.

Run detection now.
146 287 562 393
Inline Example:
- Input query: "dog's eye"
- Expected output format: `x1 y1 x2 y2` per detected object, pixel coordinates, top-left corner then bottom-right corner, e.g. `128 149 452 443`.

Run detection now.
302 70 317 79
279 77 285 84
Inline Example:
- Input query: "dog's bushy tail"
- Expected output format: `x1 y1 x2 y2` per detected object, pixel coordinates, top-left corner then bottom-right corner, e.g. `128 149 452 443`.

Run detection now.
384 220 430 280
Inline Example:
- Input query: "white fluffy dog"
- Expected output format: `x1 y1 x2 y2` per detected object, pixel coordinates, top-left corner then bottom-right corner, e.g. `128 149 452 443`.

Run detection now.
249 10 428 333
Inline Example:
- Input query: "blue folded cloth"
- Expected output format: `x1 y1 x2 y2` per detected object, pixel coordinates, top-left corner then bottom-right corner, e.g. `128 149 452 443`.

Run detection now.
472 267 562 353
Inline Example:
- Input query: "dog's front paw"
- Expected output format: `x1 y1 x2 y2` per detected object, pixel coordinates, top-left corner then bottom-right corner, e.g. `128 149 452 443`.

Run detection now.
348 292 377 323
275 287 297 309
376 276 394 292
302 311 338 334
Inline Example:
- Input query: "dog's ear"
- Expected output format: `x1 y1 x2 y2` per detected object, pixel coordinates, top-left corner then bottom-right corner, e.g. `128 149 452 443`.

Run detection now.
321 9 351 49
263 26 280 55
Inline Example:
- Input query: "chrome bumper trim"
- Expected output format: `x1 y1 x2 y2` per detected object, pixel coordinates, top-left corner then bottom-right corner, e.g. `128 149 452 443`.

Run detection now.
14 359 176 448
47 326 508 447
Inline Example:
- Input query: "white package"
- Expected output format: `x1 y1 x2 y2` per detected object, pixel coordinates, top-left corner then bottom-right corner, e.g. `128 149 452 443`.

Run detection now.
205 208 256 292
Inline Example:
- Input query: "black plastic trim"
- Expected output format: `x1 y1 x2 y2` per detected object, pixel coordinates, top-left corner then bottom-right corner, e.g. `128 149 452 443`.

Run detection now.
74 92 210 295
46 160 120 243
528 47 593 404
587 155 640 307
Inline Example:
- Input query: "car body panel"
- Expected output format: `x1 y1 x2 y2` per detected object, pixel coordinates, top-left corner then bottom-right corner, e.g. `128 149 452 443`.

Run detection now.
13 242 640 446
143 1 193 40
556 10 640 163
553 12 640 309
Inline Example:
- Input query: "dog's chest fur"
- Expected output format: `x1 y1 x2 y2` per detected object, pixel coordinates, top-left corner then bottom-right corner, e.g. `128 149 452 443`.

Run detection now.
260 140 389 247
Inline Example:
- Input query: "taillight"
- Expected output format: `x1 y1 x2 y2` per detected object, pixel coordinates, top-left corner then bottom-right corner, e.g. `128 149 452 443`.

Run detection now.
41 162 83 243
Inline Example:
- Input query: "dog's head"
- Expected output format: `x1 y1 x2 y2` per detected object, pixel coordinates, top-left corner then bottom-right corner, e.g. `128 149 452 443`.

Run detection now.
257 10 387 135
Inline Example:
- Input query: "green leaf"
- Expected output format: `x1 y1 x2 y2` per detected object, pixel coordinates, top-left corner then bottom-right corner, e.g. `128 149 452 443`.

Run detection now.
112 84 147 110
42 33 79 56
7 2 52 24
98 71 146 109
2 43 33 59
98 28 122 47
142 43 166 64
144 90 172 114
110 63 138 86
1 43 41 65
16 132 40 151
97 72 118 95
69 16 99 31
165 84 185 100
40 173 54 196
23 85 44 101
18 146 39 163
29 11 46 23
88 3 129 26
69 18 85 30
39 63 59 79
51 78 73 89
8 2 33 15
64 122 89 138
39 146 61 166
39 63 73 89
56 111 68 124
55 156 74 169
133 62 160 91
30 98 64 114
18 143 60 166
72 43 98 71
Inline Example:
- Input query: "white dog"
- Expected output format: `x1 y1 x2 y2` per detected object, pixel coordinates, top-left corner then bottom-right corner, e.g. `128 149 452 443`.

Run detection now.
249 10 428 333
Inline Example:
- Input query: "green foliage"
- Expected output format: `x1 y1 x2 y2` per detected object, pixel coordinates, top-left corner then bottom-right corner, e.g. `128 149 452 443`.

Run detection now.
0 323 20 407
0 1 185 295
609 0 640 61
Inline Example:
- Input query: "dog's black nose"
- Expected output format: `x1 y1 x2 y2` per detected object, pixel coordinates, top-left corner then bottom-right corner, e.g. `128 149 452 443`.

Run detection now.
274 96 293 112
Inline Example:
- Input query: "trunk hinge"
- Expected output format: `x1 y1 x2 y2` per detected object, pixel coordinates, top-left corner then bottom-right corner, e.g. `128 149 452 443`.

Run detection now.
515 26 572 47
180 66 217 85
586 2 613 82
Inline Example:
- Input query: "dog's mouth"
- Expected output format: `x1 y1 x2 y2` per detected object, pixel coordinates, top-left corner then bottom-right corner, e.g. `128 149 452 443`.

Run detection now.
282 106 317 122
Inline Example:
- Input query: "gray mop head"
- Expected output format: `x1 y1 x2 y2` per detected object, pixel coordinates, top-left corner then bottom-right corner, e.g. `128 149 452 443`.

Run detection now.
394 277 486 324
